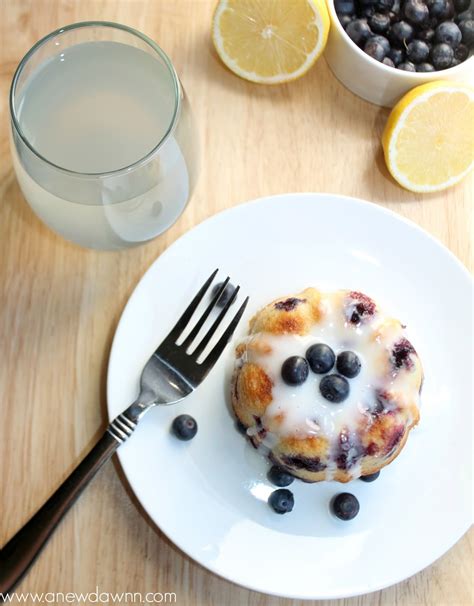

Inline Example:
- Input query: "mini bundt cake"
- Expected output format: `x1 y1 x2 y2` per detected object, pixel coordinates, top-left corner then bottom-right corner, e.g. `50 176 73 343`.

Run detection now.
231 288 423 482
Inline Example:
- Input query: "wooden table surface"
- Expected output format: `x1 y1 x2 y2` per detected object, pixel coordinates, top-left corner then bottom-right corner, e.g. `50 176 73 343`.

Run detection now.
0 1 472 605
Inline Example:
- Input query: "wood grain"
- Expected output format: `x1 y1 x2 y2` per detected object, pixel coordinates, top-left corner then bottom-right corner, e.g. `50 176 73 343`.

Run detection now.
0 1 472 605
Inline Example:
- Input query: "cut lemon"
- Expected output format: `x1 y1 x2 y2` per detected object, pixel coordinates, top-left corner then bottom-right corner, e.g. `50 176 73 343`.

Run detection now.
212 0 329 84
382 81 474 193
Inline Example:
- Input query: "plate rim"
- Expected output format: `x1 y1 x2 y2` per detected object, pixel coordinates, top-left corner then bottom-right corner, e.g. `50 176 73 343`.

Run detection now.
107 192 472 600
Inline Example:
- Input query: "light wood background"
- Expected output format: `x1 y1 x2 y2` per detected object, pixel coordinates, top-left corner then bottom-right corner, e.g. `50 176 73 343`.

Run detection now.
0 1 472 605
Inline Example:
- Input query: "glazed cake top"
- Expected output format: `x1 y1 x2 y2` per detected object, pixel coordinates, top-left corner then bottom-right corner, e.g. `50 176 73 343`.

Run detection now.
238 288 422 450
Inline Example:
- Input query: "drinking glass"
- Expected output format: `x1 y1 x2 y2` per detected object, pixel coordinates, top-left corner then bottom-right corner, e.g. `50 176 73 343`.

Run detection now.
10 21 198 250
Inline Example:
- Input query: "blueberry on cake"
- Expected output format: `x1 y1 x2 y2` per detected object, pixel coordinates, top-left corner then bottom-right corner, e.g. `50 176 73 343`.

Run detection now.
231 288 423 483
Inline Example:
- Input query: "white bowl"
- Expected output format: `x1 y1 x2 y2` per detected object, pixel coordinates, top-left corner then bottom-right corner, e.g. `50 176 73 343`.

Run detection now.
324 0 474 107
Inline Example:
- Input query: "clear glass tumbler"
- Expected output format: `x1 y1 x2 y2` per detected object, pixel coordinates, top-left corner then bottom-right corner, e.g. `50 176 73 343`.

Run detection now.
10 21 198 250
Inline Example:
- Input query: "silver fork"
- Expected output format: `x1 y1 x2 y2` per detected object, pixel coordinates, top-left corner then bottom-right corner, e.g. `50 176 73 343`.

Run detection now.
0 269 248 596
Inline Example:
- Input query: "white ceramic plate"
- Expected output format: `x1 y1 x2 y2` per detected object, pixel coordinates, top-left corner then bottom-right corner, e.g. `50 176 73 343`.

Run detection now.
107 193 472 600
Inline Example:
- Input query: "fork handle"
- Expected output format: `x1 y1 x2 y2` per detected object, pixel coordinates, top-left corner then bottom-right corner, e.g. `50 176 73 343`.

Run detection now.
0 431 119 596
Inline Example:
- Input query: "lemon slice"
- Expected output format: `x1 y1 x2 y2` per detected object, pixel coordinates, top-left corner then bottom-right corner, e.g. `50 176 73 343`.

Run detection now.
212 0 329 84
382 81 474 193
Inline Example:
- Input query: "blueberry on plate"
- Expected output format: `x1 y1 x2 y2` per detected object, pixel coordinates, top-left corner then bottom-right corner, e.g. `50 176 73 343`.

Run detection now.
389 20 415 47
360 470 380 482
281 356 309 385
398 60 417 70
431 42 455 68
268 465 295 487
382 56 396 66
369 12 391 33
171 414 198 440
211 281 235 308
235 420 248 435
306 343 336 374
435 21 462 48
268 489 294 514
320 374 350 403
335 0 356 14
404 0 429 24
407 39 430 62
346 18 372 44
336 351 361 378
364 35 390 60
459 19 474 47
332 493 360 520
416 61 436 70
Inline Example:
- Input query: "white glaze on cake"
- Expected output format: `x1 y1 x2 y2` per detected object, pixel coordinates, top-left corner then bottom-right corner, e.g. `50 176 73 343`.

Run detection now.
236 290 421 480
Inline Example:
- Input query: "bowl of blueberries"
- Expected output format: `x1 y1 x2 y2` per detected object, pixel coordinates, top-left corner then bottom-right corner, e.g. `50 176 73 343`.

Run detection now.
324 0 473 106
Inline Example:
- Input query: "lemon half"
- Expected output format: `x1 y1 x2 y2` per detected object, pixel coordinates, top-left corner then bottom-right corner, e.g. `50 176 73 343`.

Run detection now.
212 0 330 84
382 81 474 193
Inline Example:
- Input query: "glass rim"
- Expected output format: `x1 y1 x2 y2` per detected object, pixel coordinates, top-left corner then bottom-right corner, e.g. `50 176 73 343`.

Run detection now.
9 20 181 179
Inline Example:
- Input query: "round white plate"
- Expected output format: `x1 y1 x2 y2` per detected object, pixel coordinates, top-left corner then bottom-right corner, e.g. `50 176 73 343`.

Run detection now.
107 193 472 600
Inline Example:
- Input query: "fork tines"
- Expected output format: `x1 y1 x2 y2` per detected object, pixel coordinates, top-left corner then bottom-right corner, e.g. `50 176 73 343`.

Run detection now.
166 270 248 364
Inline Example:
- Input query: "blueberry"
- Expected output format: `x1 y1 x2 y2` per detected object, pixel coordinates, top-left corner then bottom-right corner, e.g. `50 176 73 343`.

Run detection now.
376 0 394 12
336 351 361 378
268 465 294 487
171 414 198 440
417 27 435 42
435 21 462 47
428 0 454 20
335 0 356 14
388 47 405 64
416 61 436 69
454 42 469 60
281 356 309 385
391 0 401 13
456 9 474 23
369 12 391 32
346 18 372 44
211 282 235 308
339 13 353 27
268 489 294 514
320 374 350 403
359 4 377 17
404 0 429 24
365 35 390 59
375 33 391 51
360 470 380 482
389 20 415 46
454 0 470 11
398 60 417 69
306 343 336 374
407 39 431 61
459 19 474 46
382 56 396 66
431 42 455 67
235 420 247 434
332 493 360 520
